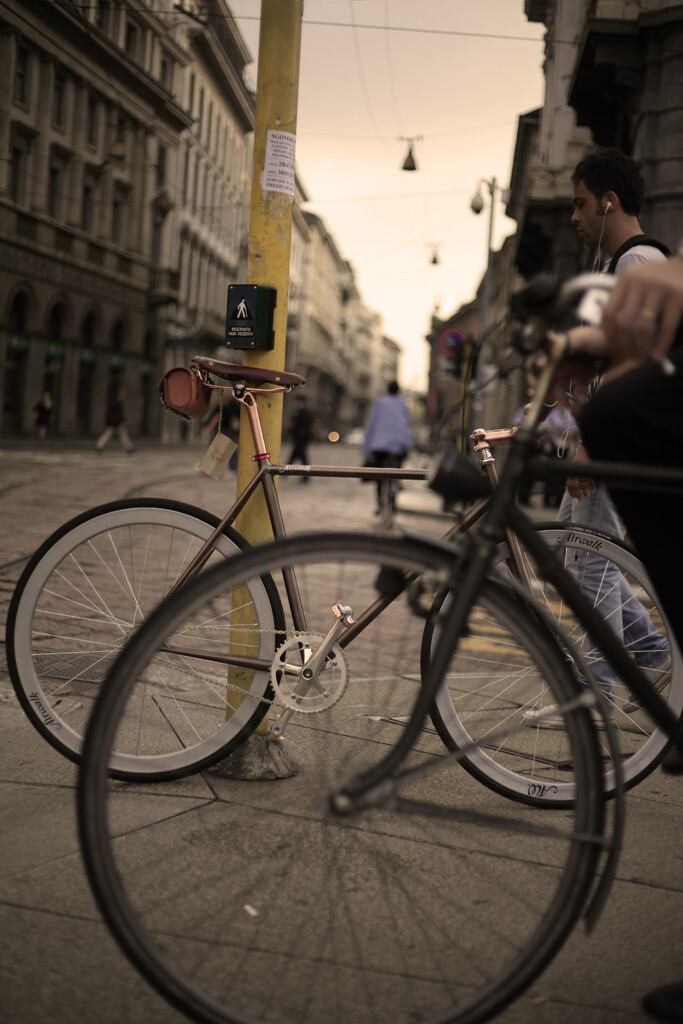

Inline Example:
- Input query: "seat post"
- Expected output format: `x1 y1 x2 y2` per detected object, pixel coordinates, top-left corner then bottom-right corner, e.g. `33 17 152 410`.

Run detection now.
235 388 270 461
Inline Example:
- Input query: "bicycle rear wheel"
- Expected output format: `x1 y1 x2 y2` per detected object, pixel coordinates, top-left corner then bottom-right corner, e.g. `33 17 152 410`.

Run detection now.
79 532 604 1024
428 523 682 805
6 499 283 777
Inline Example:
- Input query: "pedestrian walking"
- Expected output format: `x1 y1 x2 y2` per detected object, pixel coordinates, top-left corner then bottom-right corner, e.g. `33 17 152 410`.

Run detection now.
33 390 53 441
95 386 135 453
363 381 414 513
286 396 313 481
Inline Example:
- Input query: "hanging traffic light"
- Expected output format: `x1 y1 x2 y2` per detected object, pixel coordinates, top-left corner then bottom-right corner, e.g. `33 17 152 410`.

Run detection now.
438 327 470 379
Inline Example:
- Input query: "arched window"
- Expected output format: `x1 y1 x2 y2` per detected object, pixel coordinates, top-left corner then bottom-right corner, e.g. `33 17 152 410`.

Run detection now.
111 319 125 351
47 302 65 340
82 311 96 347
9 292 28 332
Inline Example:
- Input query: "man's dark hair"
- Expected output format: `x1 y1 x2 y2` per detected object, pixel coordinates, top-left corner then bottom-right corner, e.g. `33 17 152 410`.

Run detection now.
387 380 399 395
572 147 644 216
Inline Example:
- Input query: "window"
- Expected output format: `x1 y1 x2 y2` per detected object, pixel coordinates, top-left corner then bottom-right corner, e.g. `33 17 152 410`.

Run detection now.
53 71 66 126
116 112 126 143
81 184 94 232
14 47 28 104
10 147 24 204
207 101 213 150
10 292 28 332
112 199 121 244
156 144 166 190
181 144 190 205
198 87 204 135
160 56 171 88
82 312 95 346
111 189 128 246
48 303 65 341
215 114 221 160
124 20 138 58
188 72 195 115
151 216 163 265
48 166 62 219
111 320 124 351
192 154 200 214
95 0 110 32
86 94 98 145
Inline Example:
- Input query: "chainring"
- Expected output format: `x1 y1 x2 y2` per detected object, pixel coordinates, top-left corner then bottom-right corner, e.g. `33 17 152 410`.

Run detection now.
270 632 349 712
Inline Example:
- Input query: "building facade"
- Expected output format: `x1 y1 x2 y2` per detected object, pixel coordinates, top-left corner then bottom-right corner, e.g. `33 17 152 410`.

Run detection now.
0 0 192 437
0 0 256 441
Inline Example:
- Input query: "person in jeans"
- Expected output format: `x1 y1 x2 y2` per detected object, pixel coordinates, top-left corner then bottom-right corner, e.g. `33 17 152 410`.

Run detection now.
526 148 671 726
554 250 683 1023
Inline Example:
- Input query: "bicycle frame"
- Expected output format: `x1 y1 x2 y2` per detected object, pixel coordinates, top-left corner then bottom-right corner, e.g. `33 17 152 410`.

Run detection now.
167 373 533 648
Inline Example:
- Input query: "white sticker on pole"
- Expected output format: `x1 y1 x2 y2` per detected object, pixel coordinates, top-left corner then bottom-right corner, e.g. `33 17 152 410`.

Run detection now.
261 130 296 197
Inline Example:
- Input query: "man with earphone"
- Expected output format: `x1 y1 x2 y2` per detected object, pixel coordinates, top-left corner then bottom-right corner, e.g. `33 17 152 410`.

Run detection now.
570 148 671 275
525 148 672 731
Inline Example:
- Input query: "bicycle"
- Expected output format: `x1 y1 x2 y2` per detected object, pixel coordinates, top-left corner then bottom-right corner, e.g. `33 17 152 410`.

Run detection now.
3 360 421 774
76 272 683 1024
7 356 680 797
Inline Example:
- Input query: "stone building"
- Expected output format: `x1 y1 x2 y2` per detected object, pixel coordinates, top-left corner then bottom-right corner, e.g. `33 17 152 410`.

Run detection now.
0 0 254 440
426 0 683 440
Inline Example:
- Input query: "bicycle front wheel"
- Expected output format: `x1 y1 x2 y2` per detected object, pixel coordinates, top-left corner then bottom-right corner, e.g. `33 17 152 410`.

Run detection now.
428 523 682 805
79 531 604 1024
6 499 283 777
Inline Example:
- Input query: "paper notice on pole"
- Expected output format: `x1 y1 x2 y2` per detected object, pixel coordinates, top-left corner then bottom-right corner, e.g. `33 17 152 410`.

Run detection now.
261 130 296 197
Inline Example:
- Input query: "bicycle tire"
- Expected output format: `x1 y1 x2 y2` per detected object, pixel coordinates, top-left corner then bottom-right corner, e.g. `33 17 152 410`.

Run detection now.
6 498 284 778
427 523 682 806
79 531 604 1024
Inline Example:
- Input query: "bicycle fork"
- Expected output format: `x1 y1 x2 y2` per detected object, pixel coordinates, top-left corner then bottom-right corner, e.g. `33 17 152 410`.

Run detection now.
269 601 355 739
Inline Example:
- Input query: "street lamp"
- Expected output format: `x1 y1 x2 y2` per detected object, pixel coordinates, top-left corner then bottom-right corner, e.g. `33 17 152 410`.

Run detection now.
469 176 500 422
399 135 422 171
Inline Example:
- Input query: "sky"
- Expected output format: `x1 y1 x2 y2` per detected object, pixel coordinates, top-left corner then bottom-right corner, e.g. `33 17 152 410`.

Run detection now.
230 2 547 389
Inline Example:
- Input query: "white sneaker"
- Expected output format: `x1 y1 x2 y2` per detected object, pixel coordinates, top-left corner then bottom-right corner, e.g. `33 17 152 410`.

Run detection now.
523 703 610 730
624 655 672 714
523 704 566 729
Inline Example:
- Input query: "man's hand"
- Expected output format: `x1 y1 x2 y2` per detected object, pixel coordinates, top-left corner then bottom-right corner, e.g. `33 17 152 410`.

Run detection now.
566 443 594 500
602 256 683 361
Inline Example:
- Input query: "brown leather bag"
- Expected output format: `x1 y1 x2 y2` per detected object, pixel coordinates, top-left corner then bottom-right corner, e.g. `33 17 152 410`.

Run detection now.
159 366 211 420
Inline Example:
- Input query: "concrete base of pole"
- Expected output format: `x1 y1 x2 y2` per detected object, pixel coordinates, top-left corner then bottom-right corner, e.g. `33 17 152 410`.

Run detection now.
209 733 298 780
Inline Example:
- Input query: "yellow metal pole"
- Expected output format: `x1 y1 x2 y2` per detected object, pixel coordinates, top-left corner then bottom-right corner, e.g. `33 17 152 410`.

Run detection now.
235 0 304 546
226 1 303 750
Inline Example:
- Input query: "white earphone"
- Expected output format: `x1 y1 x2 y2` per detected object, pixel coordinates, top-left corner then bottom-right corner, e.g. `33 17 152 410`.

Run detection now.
603 200 612 213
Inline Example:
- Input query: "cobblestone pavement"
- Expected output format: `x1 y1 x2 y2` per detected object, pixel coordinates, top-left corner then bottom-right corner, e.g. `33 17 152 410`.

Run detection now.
1 438 681 1024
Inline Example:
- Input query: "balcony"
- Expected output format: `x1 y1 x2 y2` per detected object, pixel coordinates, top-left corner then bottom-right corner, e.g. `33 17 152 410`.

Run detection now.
149 266 181 306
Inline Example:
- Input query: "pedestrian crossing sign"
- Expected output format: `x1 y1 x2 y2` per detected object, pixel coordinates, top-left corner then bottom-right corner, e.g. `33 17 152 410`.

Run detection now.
225 284 277 350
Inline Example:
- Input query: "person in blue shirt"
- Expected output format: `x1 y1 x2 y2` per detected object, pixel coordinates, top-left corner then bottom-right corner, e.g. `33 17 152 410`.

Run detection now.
363 381 414 513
